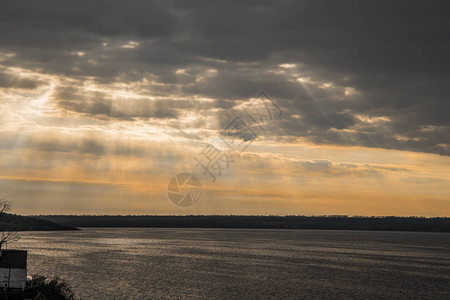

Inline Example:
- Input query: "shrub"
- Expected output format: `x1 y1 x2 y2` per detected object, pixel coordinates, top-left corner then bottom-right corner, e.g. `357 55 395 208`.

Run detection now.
28 274 76 300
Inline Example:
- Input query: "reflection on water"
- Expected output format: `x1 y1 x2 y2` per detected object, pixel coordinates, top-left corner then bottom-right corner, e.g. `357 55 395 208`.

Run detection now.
16 228 450 299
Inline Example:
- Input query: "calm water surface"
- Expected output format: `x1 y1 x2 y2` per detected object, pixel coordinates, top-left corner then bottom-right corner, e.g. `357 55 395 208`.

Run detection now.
16 228 450 299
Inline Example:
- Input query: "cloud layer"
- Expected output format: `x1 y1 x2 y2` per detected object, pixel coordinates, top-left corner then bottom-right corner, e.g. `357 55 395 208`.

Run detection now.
1 0 449 154
0 1 449 215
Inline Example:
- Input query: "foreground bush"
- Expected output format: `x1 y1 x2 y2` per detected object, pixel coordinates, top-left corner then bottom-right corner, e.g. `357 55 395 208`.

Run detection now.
27 274 76 300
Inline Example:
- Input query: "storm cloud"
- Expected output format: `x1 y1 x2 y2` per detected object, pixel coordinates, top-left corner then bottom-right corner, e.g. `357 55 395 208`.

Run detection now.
1 0 449 157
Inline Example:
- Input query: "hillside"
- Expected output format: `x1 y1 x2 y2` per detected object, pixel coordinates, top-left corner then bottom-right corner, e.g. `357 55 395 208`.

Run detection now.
0 213 77 231
35 215 450 232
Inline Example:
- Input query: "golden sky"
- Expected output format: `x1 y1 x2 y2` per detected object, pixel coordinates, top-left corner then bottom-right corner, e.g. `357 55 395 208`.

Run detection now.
0 1 449 216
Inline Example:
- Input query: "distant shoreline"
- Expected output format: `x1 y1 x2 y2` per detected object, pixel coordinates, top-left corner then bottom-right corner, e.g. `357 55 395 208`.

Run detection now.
34 215 450 233
0 213 78 231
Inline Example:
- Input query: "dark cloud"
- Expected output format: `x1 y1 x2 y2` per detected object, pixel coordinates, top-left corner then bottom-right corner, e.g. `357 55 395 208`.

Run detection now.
240 153 410 178
0 71 44 89
1 0 449 154
53 86 184 120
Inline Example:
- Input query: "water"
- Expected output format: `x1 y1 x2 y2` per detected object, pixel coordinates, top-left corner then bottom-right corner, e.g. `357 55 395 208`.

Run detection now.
15 228 450 299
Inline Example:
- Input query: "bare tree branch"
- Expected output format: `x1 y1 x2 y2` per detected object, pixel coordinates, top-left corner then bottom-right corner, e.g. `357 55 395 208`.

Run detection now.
0 229 19 249
0 193 18 249
0 193 11 216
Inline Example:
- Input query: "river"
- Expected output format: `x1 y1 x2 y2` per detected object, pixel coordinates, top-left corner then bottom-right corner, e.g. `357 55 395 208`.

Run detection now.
16 228 450 299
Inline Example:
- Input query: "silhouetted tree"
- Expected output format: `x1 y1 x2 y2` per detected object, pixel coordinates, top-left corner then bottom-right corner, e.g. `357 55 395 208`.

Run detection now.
0 193 19 249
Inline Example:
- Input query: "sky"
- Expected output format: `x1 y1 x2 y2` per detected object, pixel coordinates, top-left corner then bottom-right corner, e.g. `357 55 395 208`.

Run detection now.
0 0 449 216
